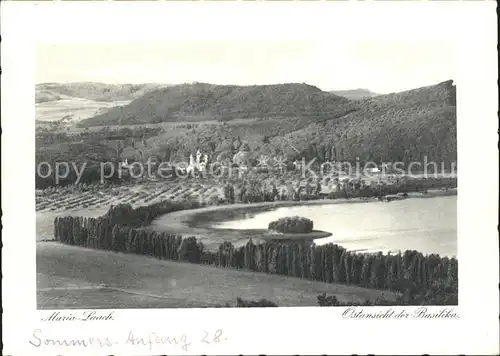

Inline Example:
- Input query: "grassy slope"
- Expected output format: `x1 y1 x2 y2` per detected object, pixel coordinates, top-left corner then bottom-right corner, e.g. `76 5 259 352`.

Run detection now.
37 241 398 309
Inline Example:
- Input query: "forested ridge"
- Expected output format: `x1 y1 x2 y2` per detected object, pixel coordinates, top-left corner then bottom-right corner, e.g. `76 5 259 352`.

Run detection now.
275 80 457 164
36 80 456 188
76 80 456 165
78 82 355 126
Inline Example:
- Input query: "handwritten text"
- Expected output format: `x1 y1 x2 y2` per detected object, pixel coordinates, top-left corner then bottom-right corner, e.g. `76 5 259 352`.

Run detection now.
29 328 225 352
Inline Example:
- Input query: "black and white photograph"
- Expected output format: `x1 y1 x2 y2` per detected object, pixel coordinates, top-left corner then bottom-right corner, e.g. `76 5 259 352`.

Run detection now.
2 1 498 355
35 39 459 309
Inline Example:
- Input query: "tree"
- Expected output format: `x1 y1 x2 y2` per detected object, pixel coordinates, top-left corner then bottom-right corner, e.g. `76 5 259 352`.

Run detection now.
224 183 235 203
270 183 279 201
315 180 322 196
111 225 120 252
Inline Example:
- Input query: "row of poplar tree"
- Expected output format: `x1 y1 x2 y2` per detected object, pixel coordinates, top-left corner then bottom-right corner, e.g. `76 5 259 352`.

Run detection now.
54 214 457 295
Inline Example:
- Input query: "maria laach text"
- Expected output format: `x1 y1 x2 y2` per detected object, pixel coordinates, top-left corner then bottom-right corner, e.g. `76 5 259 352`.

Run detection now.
41 311 114 322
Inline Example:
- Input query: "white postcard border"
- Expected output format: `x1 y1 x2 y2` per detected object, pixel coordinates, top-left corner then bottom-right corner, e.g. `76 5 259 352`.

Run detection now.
2 1 498 355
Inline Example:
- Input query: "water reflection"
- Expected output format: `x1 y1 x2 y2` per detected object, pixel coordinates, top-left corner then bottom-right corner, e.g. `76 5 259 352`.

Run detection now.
215 196 457 257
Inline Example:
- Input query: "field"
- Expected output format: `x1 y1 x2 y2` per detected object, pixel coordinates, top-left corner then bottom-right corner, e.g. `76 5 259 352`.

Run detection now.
36 95 131 123
36 181 222 213
36 181 223 243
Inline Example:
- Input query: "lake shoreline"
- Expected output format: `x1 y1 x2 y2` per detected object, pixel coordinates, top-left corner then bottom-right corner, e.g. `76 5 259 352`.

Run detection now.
149 188 457 249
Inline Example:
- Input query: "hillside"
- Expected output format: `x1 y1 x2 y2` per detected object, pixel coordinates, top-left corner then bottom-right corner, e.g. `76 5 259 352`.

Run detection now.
78 80 455 164
78 82 357 127
193 80 454 165
36 90 62 104
330 88 379 100
272 80 457 164
36 80 456 188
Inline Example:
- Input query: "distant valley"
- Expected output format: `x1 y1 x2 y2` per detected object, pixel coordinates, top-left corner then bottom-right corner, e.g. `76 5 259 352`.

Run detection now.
35 82 172 124
329 88 379 100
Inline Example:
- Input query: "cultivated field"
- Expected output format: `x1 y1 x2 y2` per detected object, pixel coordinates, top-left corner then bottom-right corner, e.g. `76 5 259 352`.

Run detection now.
35 174 455 214
36 181 223 213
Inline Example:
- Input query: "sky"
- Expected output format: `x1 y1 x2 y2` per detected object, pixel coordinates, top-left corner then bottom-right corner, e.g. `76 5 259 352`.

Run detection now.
36 40 455 94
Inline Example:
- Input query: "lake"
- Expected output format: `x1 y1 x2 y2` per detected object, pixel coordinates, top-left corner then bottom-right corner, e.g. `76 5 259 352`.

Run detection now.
215 196 457 257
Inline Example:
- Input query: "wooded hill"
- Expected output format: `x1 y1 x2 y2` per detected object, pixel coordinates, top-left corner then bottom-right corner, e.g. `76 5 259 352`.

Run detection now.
76 80 456 165
36 80 456 188
274 80 457 164
78 82 356 126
